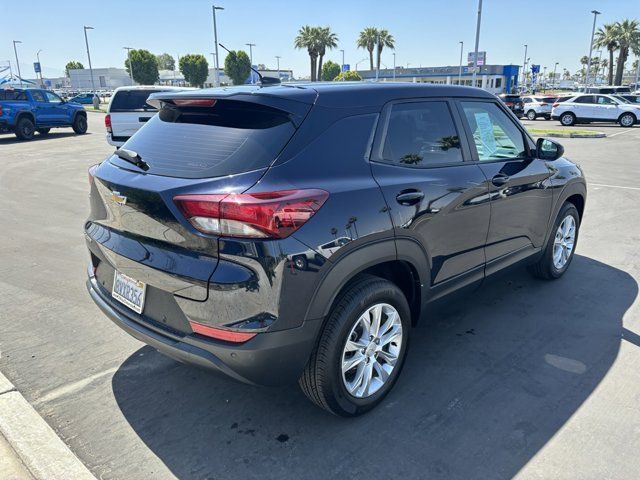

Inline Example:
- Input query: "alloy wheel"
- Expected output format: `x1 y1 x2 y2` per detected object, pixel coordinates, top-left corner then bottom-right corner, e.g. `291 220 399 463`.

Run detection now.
553 215 576 270
341 303 403 398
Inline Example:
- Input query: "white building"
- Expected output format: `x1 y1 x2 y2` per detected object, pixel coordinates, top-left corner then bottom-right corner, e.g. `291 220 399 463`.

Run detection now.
69 68 133 89
158 68 294 87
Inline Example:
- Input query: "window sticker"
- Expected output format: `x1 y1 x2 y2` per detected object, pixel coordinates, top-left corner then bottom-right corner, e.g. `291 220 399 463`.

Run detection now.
474 112 497 157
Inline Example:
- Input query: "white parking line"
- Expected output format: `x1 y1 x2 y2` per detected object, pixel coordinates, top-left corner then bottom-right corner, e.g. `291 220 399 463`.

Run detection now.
607 129 637 138
589 183 640 191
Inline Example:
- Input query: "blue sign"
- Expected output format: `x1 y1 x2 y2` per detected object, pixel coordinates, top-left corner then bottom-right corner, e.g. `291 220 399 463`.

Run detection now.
341 64 350 72
531 64 540 74
33 62 41 73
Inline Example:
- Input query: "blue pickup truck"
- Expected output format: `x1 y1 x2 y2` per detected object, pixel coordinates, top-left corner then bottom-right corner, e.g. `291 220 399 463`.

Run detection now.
0 88 88 140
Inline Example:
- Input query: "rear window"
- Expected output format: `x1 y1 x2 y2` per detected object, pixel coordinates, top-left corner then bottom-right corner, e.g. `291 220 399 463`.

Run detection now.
0 90 27 101
109 90 163 112
540 97 556 104
501 95 521 101
112 99 297 179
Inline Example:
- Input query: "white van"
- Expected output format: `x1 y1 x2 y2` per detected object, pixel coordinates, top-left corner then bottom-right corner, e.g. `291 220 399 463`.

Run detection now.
105 86 192 147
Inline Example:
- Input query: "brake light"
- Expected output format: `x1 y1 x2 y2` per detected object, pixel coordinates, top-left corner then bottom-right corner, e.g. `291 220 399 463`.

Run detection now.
0 105 3 116
552 103 559 108
173 98 217 107
104 114 112 133
174 189 329 239
88 164 99 186
189 321 257 343
505 102 514 107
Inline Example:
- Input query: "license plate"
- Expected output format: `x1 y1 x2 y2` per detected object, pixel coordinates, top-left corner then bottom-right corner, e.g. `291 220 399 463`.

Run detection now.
112 271 146 314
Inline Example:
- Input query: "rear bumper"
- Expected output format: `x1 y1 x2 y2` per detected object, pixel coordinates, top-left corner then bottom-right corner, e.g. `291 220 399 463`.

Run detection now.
86 275 322 386
106 133 127 147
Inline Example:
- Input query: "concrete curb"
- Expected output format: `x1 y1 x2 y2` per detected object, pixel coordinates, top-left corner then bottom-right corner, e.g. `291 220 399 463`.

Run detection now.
0 371 97 480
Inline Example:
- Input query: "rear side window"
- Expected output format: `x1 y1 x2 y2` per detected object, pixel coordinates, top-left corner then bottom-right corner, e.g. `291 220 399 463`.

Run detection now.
109 90 162 112
540 97 556 104
113 99 296 178
0 90 27 101
460 101 526 161
380 101 463 167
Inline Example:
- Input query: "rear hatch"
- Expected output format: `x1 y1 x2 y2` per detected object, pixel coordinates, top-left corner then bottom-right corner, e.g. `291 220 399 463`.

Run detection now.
107 89 165 140
88 87 315 303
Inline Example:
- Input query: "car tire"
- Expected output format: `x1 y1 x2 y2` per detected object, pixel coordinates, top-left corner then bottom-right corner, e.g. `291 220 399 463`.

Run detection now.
299 275 411 416
37 128 51 135
292 255 308 270
619 112 636 128
544 115 551 121
528 202 580 280
560 112 576 126
15 117 35 140
72 114 88 134
527 110 537 121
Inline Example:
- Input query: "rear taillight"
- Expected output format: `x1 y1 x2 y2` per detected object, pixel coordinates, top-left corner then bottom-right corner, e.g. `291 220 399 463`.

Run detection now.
88 164 99 186
505 102 514 107
189 321 257 343
104 114 112 133
0 105 3 116
552 103 559 108
174 189 329 239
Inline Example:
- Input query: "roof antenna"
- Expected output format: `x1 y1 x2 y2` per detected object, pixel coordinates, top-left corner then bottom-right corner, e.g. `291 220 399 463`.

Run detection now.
218 43 280 86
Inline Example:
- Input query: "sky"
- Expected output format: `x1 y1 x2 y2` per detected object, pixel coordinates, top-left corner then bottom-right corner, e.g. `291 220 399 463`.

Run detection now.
2 0 639 80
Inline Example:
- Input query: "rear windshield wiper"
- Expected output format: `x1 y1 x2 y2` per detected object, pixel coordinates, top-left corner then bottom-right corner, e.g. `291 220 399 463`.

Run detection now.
115 148 149 171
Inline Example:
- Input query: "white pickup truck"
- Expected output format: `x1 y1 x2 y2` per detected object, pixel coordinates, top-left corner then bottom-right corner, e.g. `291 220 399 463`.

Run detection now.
105 86 192 147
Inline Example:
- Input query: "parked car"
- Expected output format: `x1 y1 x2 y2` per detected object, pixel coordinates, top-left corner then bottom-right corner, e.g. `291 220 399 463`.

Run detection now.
0 87 87 140
68 92 98 105
85 83 586 416
552 93 640 127
497 94 524 116
105 86 192 147
521 95 555 120
615 94 640 104
584 86 632 94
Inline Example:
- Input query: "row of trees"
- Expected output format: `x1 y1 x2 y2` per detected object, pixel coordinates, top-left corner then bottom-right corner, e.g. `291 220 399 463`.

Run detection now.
593 19 640 85
294 26 395 81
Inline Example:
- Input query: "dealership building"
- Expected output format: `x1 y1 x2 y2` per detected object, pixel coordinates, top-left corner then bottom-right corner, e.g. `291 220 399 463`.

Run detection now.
357 64 521 94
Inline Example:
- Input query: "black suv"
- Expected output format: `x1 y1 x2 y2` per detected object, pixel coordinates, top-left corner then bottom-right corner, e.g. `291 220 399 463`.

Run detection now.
85 83 586 416
498 93 525 116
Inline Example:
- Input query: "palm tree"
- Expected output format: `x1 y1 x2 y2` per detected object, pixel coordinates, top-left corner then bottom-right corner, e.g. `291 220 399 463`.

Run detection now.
612 19 640 85
376 30 395 73
357 27 378 71
594 23 619 85
316 27 339 81
295 26 320 81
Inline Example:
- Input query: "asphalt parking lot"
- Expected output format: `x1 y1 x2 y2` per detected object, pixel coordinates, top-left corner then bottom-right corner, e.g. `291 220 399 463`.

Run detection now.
1 114 640 480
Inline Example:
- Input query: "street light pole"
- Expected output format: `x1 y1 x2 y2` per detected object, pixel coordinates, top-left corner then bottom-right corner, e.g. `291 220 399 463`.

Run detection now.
12 40 22 87
542 66 547 92
275 55 281 79
36 49 44 87
471 0 482 87
585 9 601 86
245 43 256 83
340 49 344 69
521 44 528 89
458 41 464 85
393 52 396 80
212 5 223 87
123 47 133 85
83 26 96 92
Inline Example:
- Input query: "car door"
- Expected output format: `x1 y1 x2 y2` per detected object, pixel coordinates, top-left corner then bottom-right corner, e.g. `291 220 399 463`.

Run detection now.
28 90 53 125
370 99 491 292
594 95 620 120
43 91 68 124
456 100 554 273
572 95 596 120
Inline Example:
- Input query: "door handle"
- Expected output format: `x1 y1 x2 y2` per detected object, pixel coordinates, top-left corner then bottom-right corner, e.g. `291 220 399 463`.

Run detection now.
396 190 424 206
491 174 510 187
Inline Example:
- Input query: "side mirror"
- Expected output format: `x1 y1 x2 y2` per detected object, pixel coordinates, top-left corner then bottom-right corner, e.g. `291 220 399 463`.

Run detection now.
536 137 564 161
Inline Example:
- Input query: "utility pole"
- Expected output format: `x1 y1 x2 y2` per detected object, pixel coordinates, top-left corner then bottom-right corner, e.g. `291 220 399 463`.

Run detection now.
83 26 96 92
472 0 482 87
275 55 281 79
36 49 44 87
458 41 464 85
393 52 396 80
12 40 22 87
340 49 344 69
552 62 559 89
123 47 133 85
212 5 223 87
585 9 601 86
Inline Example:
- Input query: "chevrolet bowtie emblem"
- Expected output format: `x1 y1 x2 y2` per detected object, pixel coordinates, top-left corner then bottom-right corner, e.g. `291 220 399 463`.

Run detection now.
111 191 127 206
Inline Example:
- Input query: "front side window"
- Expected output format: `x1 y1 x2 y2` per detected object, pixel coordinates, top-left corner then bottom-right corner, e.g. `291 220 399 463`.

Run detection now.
460 101 527 161
595 95 616 105
30 91 46 102
380 101 463 167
